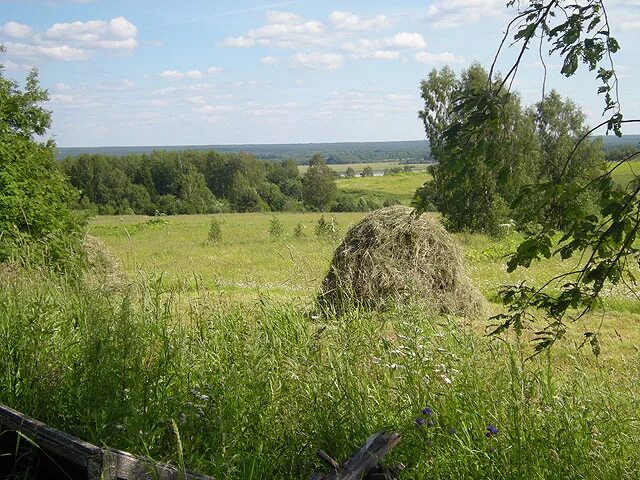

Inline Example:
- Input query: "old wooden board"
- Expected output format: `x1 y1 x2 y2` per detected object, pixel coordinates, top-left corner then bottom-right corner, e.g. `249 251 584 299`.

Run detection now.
311 431 402 480
0 404 212 480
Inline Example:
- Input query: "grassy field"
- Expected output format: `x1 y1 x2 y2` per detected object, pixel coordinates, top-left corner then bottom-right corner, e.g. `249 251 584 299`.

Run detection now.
298 162 428 175
2 172 640 479
610 161 640 187
3 214 640 478
336 171 430 204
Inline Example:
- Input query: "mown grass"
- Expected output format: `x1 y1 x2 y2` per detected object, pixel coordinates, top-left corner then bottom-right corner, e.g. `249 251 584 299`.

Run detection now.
1 271 639 479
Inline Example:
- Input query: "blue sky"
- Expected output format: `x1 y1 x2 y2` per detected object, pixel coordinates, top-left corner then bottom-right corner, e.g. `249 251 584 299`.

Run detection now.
1 0 639 147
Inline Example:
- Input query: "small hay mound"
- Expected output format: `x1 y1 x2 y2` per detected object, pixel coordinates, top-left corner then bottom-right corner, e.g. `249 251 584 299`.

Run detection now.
318 206 485 317
83 235 127 291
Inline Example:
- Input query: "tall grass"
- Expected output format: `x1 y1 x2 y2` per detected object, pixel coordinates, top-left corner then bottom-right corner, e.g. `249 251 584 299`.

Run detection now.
0 270 639 478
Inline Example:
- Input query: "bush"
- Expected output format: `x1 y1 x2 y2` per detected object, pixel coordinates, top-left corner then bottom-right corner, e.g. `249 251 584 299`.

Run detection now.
293 222 306 238
315 215 339 240
269 216 284 239
207 217 222 243
0 70 85 271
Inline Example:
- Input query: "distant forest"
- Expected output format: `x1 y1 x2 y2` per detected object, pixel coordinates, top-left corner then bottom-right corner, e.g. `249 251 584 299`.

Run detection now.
60 150 307 215
57 140 431 164
56 136 640 164
60 149 400 216
58 136 640 216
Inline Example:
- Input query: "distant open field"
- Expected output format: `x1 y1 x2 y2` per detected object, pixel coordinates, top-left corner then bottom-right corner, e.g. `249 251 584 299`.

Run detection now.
610 161 640 187
299 162 429 175
336 171 430 204
88 212 639 307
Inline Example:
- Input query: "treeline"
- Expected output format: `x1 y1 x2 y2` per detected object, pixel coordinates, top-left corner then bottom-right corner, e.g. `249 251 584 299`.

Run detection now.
605 144 640 163
60 151 304 215
57 140 432 165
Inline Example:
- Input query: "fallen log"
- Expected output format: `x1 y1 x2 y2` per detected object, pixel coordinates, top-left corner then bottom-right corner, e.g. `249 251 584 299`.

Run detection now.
0 404 212 480
311 431 403 480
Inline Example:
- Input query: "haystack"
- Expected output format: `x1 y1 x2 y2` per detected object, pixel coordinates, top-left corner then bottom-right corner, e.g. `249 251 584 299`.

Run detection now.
83 235 127 291
318 206 485 317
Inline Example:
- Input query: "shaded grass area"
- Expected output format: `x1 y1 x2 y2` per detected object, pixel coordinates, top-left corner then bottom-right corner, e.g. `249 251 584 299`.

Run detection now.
1 272 639 479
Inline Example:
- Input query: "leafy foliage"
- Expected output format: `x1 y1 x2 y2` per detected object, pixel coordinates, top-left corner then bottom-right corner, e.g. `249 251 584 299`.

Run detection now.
302 154 337 211
61 151 302 214
269 215 284 238
435 0 640 352
416 64 541 236
207 217 222 243
0 66 84 269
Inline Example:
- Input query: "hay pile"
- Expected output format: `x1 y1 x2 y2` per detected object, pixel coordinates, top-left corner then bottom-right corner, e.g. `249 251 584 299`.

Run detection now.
318 206 485 317
83 235 127 291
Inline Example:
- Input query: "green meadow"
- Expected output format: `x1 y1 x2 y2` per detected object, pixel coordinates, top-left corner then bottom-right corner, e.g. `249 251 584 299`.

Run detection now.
2 169 640 479
298 162 428 175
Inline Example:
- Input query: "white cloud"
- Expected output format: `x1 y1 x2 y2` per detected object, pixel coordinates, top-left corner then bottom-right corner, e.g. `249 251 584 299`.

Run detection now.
4 42 89 61
151 99 169 107
329 11 392 31
0 21 33 38
289 52 344 71
186 96 206 104
261 56 281 65
160 70 184 79
220 36 256 47
384 94 414 102
415 51 464 64
342 41 400 60
0 16 139 64
191 104 236 114
341 34 425 61
50 93 75 104
219 11 326 50
265 11 304 25
619 16 640 29
160 69 217 80
427 0 507 28
1 59 33 72
45 16 138 50
383 32 426 49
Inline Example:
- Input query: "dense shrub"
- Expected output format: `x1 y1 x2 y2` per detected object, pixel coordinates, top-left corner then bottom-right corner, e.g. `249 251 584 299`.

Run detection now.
0 69 84 270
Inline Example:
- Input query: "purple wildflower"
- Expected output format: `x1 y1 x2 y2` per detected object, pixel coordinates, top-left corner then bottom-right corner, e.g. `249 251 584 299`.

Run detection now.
426 419 434 428
415 417 426 427
448 427 457 435
421 407 433 417
485 425 499 437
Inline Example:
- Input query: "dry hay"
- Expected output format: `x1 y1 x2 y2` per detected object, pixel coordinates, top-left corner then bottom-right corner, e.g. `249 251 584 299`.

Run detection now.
318 206 485 317
83 235 127 291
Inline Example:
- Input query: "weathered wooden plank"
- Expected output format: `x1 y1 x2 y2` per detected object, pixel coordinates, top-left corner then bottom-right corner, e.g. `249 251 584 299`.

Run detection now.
312 431 402 480
105 448 212 480
0 403 104 479
0 404 213 480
